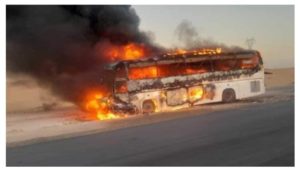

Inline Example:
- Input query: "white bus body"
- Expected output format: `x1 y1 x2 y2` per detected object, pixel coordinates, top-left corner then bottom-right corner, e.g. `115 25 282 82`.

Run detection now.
109 50 265 114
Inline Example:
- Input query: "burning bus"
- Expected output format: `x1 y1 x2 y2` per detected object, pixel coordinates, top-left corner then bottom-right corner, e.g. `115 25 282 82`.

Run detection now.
103 48 265 115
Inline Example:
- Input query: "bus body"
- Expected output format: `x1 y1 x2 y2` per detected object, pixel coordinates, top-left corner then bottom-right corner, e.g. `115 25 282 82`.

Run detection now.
108 50 265 114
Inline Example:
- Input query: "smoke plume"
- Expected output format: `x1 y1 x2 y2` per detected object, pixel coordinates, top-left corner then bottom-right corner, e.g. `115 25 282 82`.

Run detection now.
7 5 162 105
174 19 244 51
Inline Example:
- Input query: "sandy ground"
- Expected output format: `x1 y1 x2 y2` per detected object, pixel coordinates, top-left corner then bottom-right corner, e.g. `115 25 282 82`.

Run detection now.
6 68 294 147
6 74 74 113
264 68 294 89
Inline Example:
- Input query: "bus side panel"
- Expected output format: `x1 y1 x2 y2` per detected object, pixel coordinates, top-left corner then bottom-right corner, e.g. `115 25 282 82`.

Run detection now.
129 91 191 113
234 71 265 99
193 70 265 105
236 78 265 99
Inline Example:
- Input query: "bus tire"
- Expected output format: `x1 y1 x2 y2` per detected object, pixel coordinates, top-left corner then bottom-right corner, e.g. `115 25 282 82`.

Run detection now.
142 100 156 114
222 88 236 103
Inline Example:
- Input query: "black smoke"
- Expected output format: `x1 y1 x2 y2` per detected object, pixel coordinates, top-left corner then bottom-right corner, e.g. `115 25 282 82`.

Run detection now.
7 5 161 105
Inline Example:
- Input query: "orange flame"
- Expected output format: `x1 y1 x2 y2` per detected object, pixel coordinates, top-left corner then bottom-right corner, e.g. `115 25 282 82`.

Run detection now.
106 43 147 61
96 112 119 120
129 66 158 80
189 87 204 102
167 48 222 56
176 49 187 54
85 92 124 120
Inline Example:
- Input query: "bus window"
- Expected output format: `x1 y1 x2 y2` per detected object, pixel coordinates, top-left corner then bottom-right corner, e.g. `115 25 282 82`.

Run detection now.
186 60 212 74
157 63 186 77
213 59 238 71
115 81 128 93
129 66 158 80
238 55 259 69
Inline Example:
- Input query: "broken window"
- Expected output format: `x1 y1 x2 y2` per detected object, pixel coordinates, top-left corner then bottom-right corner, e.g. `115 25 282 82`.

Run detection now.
212 59 238 71
128 66 158 80
186 60 212 74
157 62 186 77
238 55 259 69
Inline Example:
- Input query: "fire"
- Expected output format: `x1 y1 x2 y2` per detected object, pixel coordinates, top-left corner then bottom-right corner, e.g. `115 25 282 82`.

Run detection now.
85 92 123 121
129 66 158 80
166 48 222 56
124 43 145 60
186 68 209 74
107 43 147 61
216 48 222 54
176 49 187 54
189 87 204 102
96 111 120 120
127 48 223 80
194 48 222 55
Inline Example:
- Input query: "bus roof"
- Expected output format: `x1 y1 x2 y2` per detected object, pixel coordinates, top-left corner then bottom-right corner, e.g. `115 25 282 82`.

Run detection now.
106 50 259 70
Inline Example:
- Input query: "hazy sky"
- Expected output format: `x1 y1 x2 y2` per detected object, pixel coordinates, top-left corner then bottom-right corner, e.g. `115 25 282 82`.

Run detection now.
133 5 294 68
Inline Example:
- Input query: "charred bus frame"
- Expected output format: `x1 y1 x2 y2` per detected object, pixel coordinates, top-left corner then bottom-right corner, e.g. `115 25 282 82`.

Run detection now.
107 50 265 114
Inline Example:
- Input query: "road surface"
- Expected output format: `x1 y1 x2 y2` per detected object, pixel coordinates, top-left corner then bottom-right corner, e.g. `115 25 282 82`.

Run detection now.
7 100 294 166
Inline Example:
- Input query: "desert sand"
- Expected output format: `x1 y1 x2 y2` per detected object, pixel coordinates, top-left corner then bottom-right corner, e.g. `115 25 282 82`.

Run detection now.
6 68 294 146
6 74 73 113
264 68 294 89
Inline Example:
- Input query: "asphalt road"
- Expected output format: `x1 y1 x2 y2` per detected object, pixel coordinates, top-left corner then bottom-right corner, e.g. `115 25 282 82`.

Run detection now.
7 100 294 166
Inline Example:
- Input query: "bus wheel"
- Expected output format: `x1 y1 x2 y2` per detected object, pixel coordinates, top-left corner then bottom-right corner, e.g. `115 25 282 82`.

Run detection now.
142 100 156 114
222 89 236 103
